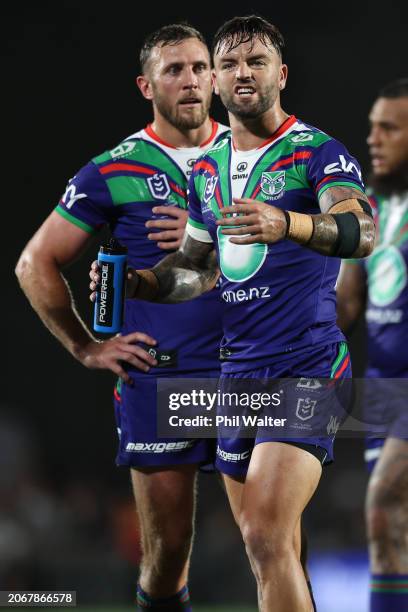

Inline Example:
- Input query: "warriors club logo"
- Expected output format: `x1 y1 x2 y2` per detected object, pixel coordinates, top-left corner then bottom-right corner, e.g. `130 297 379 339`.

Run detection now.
260 171 286 200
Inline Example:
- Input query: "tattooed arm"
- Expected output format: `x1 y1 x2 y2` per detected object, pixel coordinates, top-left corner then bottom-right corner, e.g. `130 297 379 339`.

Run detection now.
308 186 375 257
123 233 219 304
217 185 375 258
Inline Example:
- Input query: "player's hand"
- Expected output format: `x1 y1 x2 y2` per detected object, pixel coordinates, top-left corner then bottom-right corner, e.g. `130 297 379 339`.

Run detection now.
145 205 188 250
89 261 139 301
216 198 287 244
79 333 158 382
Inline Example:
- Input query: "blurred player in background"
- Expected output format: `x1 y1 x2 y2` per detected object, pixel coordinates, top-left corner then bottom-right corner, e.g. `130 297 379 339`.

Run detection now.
337 78 408 612
103 15 375 611
16 24 228 612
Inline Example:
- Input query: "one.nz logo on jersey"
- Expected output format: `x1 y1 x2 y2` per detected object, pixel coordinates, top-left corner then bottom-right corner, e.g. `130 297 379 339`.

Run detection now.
260 171 286 201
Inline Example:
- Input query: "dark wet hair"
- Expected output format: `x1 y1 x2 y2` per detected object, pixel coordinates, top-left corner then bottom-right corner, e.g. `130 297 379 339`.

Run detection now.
212 15 284 59
140 23 207 73
379 78 408 98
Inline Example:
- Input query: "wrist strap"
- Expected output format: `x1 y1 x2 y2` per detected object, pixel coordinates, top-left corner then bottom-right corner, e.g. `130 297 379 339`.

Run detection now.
285 211 314 244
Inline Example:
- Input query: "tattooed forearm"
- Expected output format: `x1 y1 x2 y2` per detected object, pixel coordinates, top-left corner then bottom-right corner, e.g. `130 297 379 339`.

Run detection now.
153 247 219 303
352 212 376 257
308 214 339 255
130 234 219 304
287 185 375 257
305 211 375 257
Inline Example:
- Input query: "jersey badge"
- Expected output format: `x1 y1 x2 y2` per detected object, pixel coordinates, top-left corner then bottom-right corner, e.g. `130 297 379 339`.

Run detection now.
295 397 316 421
203 176 219 204
260 171 286 200
147 173 171 200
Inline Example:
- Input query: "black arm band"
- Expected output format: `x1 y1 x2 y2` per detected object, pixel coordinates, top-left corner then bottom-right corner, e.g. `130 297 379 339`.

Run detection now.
332 212 361 257
283 210 291 237
357 198 373 218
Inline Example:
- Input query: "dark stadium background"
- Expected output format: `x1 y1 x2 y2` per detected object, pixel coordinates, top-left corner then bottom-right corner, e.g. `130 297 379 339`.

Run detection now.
3 1 407 609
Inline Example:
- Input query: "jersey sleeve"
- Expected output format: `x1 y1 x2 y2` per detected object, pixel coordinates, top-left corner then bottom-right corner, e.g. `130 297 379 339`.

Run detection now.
306 138 366 202
55 162 114 233
185 173 213 243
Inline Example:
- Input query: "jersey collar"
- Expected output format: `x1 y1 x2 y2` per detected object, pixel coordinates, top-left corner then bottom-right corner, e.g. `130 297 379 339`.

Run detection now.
144 118 218 149
232 114 297 152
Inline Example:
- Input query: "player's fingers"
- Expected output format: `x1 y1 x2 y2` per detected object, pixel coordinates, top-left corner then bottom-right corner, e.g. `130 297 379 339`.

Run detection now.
220 204 251 216
108 360 133 383
121 332 157 345
89 268 101 283
221 226 258 236
228 234 263 245
148 230 181 241
216 215 252 226
91 260 99 271
152 205 186 218
157 240 182 250
146 219 180 230
120 344 158 366
90 290 97 302
233 197 257 206
118 352 153 373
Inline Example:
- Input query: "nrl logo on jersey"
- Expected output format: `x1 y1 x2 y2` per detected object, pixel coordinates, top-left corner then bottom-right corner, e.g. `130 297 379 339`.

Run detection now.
203 175 219 204
147 173 171 200
295 397 316 421
260 171 286 200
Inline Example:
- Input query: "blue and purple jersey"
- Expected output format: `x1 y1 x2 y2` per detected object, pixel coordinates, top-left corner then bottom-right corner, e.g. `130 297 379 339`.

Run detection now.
56 121 228 374
186 115 365 372
360 190 408 377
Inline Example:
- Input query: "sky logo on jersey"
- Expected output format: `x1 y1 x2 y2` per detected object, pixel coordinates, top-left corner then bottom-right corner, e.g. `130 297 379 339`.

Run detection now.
260 171 286 200
147 173 171 200
203 175 219 204
324 154 363 181
61 181 87 210
217 227 267 282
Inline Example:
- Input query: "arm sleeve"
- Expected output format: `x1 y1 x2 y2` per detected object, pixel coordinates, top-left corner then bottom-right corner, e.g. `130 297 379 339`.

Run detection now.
185 173 213 243
307 138 366 203
55 162 114 233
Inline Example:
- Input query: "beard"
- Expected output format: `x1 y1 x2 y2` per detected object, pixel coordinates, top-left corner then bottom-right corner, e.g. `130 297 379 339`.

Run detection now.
368 161 408 197
220 83 278 119
153 87 211 131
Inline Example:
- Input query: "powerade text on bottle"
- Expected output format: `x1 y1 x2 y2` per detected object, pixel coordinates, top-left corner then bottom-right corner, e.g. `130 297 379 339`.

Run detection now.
93 238 127 334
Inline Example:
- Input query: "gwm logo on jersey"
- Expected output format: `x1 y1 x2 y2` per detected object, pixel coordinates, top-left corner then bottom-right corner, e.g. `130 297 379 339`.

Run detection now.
260 171 286 200
203 176 219 204
368 245 407 307
147 173 171 200
217 227 267 282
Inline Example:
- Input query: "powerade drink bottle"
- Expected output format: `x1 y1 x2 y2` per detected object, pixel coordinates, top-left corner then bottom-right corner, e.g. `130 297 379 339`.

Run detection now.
93 238 128 334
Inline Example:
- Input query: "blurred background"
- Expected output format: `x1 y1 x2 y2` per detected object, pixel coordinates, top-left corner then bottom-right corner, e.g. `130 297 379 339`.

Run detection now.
3 0 407 609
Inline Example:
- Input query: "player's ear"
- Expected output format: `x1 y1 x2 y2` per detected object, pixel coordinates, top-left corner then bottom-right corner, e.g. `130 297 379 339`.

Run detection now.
136 75 154 101
211 69 219 95
279 64 288 91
